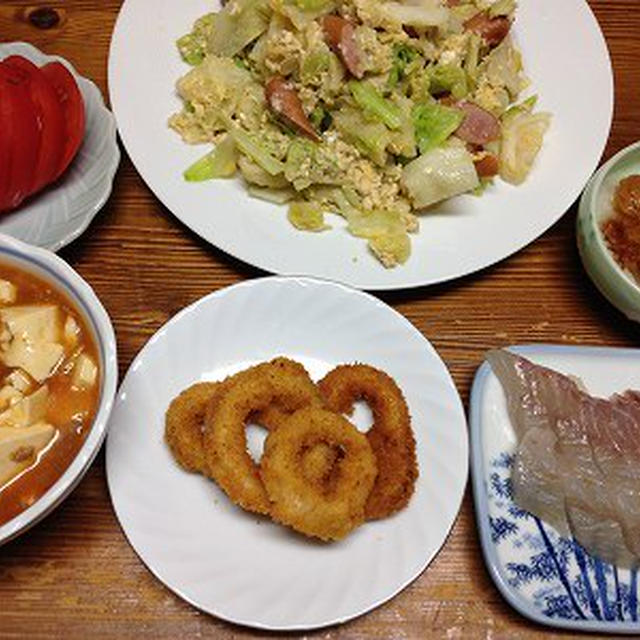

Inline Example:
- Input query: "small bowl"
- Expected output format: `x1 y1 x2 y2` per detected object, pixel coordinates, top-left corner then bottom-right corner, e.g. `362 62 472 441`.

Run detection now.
0 234 118 546
577 141 640 322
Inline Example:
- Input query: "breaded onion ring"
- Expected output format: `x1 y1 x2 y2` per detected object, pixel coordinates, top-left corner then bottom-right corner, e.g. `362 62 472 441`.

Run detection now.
165 382 220 473
318 364 418 520
203 357 323 515
261 407 377 541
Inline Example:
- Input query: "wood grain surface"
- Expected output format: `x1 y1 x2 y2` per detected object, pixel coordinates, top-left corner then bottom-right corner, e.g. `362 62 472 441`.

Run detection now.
1 1 639 638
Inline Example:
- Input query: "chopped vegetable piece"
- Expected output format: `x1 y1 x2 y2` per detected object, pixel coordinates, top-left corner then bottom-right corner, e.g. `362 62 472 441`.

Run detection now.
413 103 465 154
334 109 391 166
288 201 329 231
349 81 402 130
184 135 237 181
228 127 285 176
499 111 551 185
206 0 271 57
389 44 420 88
428 63 468 100
402 144 479 208
177 14 216 65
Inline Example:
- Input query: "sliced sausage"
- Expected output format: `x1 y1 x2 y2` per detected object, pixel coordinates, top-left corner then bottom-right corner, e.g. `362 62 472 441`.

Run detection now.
464 11 511 47
322 15 364 79
474 153 500 178
455 101 501 145
265 76 320 141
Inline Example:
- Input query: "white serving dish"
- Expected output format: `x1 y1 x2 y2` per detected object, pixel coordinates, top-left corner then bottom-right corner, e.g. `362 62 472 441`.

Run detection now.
0 234 118 545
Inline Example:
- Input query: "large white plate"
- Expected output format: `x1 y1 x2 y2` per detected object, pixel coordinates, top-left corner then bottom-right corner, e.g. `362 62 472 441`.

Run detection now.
0 42 120 252
108 0 612 290
105 276 468 630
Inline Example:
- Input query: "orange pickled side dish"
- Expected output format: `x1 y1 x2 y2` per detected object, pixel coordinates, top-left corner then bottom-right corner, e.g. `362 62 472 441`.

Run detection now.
0 263 100 526
601 175 640 283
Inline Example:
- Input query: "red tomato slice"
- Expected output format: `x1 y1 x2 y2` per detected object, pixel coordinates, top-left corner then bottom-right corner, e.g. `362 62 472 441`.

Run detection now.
40 62 85 181
0 62 41 213
3 56 65 195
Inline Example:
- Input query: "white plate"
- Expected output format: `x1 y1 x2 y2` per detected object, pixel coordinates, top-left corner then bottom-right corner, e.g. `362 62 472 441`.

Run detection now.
105 276 468 630
108 0 612 290
0 42 120 251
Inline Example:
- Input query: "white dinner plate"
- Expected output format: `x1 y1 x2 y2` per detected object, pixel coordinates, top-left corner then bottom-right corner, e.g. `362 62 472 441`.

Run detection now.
105 276 468 630
0 42 120 252
108 0 612 290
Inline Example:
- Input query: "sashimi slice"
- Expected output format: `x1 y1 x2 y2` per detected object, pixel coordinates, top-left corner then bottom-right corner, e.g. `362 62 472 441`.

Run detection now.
487 349 640 567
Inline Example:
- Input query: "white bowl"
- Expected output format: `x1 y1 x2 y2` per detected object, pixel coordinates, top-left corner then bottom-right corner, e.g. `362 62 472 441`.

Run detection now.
577 141 640 322
0 234 118 545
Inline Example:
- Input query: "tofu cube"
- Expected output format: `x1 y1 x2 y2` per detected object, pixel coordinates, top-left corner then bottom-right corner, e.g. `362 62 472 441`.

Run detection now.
0 422 56 486
0 280 17 305
72 354 98 390
64 315 81 347
0 385 23 412
5 369 32 393
0 386 49 428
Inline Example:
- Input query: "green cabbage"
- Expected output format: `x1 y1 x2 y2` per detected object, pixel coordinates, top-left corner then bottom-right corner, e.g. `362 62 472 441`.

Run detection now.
207 0 271 57
428 63 468 100
413 102 465 154
349 81 402 130
183 135 237 181
402 144 479 208
500 110 551 185
334 109 391 166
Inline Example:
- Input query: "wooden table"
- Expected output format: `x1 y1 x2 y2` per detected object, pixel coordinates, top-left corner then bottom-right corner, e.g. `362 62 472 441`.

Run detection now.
0 1 638 637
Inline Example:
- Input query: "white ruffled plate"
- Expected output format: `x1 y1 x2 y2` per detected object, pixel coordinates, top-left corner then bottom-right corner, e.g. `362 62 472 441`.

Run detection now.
0 42 120 251
105 276 468 630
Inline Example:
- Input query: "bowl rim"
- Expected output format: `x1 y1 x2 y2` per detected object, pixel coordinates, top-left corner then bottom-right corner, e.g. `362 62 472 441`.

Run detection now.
581 140 640 296
0 234 118 545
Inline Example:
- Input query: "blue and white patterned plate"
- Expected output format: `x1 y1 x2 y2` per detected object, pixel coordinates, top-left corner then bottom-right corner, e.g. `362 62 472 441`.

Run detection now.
470 344 640 633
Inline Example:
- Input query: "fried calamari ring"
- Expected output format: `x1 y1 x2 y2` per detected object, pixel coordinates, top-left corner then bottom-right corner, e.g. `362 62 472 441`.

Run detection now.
318 364 418 520
165 359 320 474
203 357 323 515
165 382 220 473
261 407 377 541
300 442 340 485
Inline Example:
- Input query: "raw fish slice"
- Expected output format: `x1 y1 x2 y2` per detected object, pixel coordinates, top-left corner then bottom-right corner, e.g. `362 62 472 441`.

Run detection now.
566 503 635 567
487 349 585 439
512 427 567 532
487 349 640 567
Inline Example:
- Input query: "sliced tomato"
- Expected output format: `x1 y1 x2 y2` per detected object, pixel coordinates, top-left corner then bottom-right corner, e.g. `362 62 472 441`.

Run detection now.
40 61 85 181
3 55 65 195
0 62 41 213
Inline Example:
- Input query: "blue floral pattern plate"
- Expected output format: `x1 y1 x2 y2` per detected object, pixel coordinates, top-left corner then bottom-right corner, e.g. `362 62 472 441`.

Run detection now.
470 344 640 633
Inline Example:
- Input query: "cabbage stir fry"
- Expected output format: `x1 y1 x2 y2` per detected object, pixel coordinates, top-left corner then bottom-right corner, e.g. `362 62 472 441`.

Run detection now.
170 0 551 268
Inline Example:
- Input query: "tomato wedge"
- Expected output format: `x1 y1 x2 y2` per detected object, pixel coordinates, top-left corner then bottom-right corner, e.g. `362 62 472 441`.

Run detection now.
0 63 41 213
3 56 65 195
40 61 85 181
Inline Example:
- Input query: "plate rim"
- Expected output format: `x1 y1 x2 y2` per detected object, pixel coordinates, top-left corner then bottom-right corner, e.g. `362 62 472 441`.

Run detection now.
107 0 614 291
470 343 640 634
106 274 469 630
